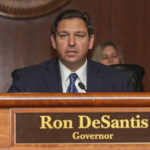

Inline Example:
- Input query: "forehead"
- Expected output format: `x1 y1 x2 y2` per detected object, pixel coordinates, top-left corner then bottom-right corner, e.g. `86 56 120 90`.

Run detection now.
103 45 117 53
57 18 88 33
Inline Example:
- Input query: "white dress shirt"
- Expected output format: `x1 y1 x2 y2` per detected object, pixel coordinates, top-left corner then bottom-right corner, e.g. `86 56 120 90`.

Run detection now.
59 60 87 93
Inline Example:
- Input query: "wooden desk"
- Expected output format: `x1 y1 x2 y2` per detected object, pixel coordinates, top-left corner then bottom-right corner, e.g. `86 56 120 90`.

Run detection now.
0 92 150 150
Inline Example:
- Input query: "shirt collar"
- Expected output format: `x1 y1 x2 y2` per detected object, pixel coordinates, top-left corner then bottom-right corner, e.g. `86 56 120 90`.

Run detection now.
59 59 87 86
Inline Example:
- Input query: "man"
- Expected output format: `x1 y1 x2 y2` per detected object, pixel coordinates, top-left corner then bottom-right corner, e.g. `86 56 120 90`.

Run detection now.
8 9 134 92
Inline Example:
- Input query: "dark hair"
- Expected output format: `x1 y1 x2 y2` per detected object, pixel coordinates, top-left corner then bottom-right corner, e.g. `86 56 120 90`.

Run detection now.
51 9 94 38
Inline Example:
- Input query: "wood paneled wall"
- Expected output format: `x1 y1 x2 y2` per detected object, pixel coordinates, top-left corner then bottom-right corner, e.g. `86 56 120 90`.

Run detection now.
111 0 150 91
0 0 149 92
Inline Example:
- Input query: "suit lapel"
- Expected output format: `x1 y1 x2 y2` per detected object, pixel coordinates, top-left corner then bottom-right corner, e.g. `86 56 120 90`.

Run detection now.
44 58 62 92
87 60 103 92
43 59 104 92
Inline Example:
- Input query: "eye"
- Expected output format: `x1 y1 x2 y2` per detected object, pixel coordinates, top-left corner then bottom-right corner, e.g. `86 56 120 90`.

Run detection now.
102 56 108 60
112 55 118 58
57 33 69 39
75 33 86 38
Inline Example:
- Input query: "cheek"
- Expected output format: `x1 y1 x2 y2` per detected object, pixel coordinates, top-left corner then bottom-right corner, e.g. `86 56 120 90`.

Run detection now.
115 58 120 63
79 41 90 51
56 41 66 50
100 59 108 64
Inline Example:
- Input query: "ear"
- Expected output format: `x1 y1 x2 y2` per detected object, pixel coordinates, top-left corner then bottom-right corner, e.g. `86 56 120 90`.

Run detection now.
51 34 57 49
88 35 95 50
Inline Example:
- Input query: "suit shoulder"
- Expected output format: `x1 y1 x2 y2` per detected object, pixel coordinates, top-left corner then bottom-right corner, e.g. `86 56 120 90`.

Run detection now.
88 59 129 77
12 58 58 77
88 59 121 72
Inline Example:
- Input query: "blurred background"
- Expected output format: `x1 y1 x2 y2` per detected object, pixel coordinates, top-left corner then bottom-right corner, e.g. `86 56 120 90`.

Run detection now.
0 0 150 92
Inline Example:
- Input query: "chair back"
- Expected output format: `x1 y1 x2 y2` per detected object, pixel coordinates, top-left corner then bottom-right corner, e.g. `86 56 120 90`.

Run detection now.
110 64 145 91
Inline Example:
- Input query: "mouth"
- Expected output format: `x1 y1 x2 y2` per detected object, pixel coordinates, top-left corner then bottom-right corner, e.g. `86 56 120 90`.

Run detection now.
65 50 78 57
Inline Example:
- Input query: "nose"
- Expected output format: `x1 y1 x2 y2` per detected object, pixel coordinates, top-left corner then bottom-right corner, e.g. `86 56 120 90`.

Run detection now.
108 57 113 65
68 35 76 46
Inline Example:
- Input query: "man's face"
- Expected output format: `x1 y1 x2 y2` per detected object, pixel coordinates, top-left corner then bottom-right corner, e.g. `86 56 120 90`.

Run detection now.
51 18 94 71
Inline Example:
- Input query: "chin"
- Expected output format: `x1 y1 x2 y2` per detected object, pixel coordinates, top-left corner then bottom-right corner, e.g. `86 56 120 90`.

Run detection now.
66 58 79 63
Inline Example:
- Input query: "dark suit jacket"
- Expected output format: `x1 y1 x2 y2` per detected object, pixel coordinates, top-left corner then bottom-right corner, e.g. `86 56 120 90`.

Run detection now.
8 58 134 92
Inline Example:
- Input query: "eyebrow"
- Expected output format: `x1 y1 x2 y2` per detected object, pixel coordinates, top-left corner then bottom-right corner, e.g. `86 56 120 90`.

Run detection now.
57 31 68 34
57 31 87 35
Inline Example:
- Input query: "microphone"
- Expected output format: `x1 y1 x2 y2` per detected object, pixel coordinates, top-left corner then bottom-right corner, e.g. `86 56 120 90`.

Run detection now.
78 82 87 92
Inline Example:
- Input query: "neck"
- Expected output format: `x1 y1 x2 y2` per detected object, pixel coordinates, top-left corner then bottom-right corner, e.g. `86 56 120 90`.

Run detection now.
61 60 87 72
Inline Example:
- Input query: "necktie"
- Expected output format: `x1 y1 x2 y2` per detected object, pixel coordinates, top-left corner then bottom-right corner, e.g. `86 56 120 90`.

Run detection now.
66 73 78 93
